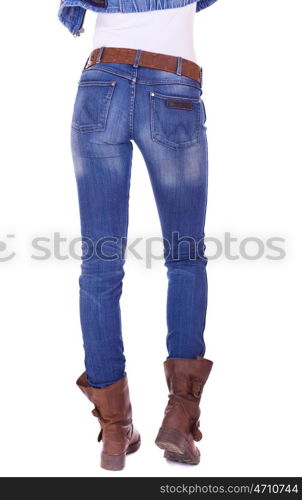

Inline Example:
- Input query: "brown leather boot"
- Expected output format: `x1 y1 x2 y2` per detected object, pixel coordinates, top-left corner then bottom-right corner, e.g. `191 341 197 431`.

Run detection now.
76 372 141 471
155 357 213 465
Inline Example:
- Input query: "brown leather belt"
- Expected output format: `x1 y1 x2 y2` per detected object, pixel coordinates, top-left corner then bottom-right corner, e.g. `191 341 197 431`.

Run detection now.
84 47 202 84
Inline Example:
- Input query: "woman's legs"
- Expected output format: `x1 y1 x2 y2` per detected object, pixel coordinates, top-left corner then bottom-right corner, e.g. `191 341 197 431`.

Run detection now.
133 77 212 464
72 138 133 388
71 66 133 387
70 54 211 469
134 81 208 358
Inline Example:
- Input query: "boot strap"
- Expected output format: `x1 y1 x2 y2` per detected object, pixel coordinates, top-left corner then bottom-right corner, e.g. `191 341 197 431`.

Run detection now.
92 407 100 418
91 407 132 443
92 407 103 442
192 420 203 441
97 428 103 442
192 380 203 398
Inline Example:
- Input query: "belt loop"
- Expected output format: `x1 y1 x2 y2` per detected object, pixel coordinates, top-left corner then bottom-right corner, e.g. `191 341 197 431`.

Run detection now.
133 49 142 68
96 46 105 64
176 56 182 76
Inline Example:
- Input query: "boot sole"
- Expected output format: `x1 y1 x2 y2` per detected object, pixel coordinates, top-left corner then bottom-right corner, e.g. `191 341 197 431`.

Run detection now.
155 427 188 454
164 449 200 465
155 427 200 465
101 438 141 471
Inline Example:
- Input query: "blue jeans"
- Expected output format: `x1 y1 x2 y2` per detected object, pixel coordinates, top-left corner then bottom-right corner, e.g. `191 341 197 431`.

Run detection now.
71 50 209 388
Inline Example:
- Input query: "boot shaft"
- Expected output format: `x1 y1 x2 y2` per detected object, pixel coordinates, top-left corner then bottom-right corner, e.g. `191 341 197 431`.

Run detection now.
164 357 213 400
76 372 140 470
76 372 132 425
162 357 213 439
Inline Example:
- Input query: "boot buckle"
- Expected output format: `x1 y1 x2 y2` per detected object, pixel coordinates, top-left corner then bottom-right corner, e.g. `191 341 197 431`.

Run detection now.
192 380 203 398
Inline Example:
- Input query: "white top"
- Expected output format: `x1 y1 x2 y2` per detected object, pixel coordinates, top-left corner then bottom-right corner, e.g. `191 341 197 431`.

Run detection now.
92 4 197 63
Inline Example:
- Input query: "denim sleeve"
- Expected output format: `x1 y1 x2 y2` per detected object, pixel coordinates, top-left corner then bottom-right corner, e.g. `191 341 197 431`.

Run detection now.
57 0 219 35
196 0 219 12
57 1 86 35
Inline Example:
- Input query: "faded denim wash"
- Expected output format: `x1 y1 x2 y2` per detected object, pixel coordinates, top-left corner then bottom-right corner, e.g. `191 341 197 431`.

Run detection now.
71 51 209 388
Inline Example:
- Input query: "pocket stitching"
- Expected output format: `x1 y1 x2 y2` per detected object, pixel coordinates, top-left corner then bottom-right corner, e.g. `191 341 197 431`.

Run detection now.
72 81 116 133
150 92 201 150
151 91 201 104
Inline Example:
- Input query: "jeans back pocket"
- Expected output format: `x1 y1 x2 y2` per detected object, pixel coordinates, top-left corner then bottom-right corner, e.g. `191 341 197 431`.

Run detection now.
150 91 202 150
72 80 116 133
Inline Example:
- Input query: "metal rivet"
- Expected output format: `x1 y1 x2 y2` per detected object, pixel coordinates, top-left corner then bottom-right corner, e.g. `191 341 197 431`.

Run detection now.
150 92 155 96
112 82 116 86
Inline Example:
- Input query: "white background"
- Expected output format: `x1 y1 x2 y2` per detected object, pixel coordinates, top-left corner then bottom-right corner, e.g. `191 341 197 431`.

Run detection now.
0 0 301 477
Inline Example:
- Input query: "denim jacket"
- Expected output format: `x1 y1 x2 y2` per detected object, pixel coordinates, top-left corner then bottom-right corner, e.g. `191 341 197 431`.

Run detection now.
58 0 219 36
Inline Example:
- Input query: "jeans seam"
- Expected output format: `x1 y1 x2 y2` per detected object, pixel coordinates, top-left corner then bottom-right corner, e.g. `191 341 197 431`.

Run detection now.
82 66 201 90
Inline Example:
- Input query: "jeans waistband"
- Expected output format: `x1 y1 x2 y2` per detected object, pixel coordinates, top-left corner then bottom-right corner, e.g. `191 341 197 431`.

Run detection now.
84 47 203 85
